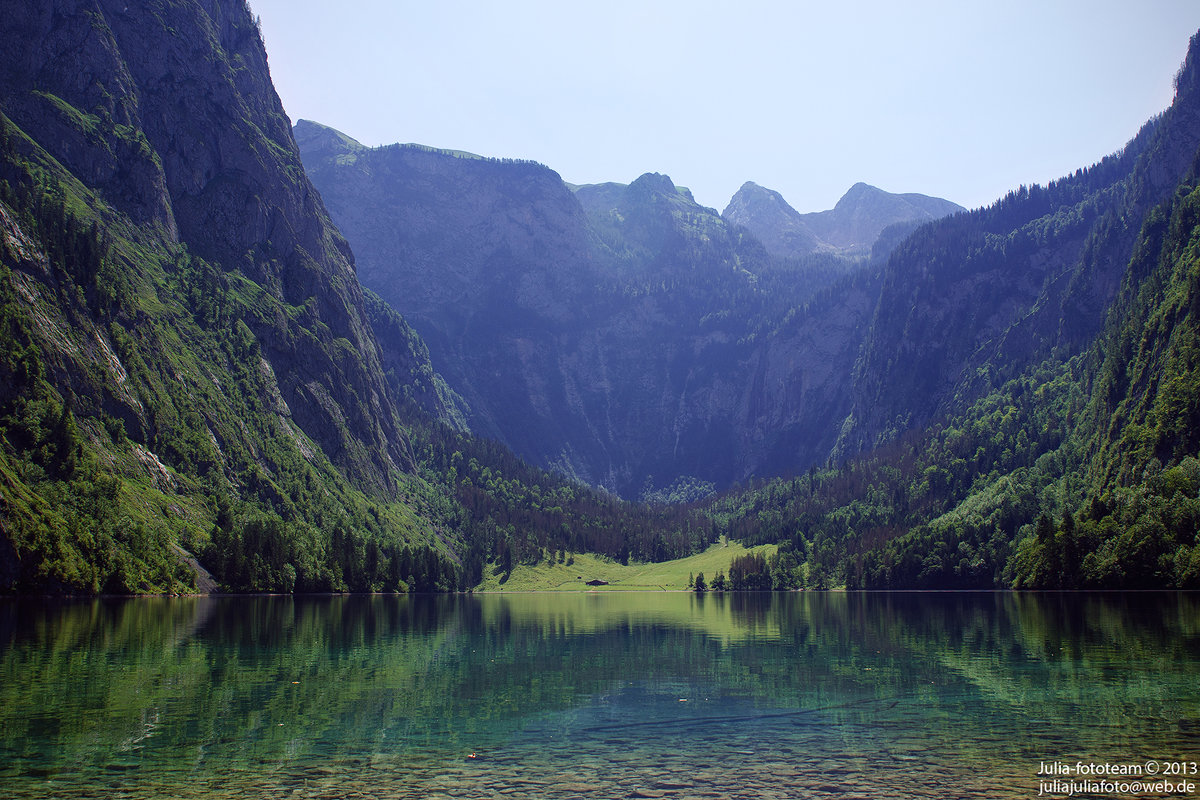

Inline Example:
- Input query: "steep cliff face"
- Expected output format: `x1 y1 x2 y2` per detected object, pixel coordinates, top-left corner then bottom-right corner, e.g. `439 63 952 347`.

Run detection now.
566 173 834 488
1 0 414 490
736 274 881 478
0 2 176 232
300 126 820 494
295 121 606 459
294 29 1200 513
0 0 464 591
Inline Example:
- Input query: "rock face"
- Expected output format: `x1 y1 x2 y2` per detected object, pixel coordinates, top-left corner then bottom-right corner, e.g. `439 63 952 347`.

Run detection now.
300 125 846 495
299 120 974 496
295 121 608 468
719 182 821 259
723 181 964 259
301 53 1200 500
0 0 422 489
0 0 468 591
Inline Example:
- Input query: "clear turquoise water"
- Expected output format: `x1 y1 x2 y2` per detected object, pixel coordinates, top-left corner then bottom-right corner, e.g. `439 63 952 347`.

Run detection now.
2 592 1199 798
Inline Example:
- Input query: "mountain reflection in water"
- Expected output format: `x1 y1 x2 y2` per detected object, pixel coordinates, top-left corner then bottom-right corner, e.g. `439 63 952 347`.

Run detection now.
1 592 1198 798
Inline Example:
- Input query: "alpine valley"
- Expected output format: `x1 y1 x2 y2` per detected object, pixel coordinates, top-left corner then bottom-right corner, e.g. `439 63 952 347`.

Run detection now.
2 0 1199 593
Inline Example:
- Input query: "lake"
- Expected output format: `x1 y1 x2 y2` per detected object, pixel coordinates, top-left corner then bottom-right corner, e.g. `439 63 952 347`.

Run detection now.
2 592 1199 799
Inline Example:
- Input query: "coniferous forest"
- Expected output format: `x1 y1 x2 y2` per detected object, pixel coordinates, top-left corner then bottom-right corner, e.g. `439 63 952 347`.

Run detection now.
1 2 1199 593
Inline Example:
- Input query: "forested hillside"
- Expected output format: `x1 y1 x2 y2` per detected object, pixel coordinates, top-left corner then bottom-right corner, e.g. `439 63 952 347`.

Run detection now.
707 33 1200 589
2 0 1196 594
0 0 711 594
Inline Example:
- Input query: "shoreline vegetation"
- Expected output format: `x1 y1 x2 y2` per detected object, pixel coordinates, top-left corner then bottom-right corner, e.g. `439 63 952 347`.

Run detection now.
21 539 1195 597
476 540 778 592
1 5 1198 597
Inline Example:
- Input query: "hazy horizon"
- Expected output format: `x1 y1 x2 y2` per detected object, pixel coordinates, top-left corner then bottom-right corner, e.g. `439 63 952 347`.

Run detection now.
255 1 1194 212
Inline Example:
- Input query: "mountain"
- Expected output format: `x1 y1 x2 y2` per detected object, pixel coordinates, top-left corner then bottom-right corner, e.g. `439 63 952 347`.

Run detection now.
6 0 1197 593
300 29 1200 590
840 59 1200 458
710 31 1200 590
723 181 964 259
298 128 822 495
570 174 881 483
0 0 463 591
298 122 975 499
721 182 823 258
293 120 600 453
0 0 710 593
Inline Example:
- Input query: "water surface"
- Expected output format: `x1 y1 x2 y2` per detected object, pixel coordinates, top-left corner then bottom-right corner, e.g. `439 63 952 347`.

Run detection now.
2 592 1198 798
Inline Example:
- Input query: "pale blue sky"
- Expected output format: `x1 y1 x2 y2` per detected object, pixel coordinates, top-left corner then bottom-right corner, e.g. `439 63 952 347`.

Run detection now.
249 0 1199 213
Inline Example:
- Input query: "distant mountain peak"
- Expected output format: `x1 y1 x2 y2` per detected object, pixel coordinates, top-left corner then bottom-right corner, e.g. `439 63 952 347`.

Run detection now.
630 172 680 196
724 181 963 259
834 181 882 207
723 182 818 256
293 120 497 166
729 181 803 219
833 181 962 218
292 119 366 160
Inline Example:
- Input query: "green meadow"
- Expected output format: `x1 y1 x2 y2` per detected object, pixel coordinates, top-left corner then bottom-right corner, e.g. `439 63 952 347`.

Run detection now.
476 539 778 592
